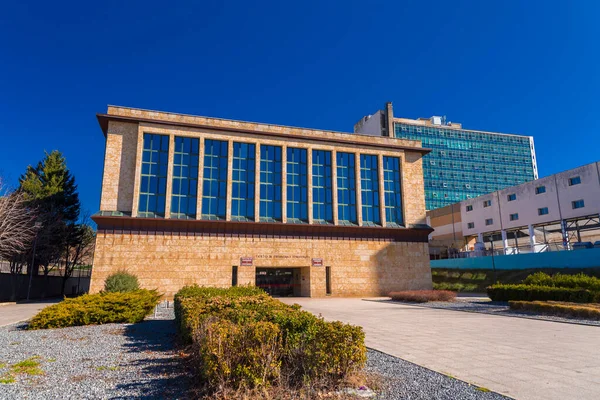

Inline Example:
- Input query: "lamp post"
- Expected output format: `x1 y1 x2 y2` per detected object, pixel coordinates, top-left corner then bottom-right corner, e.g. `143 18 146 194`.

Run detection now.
489 237 497 284
26 222 43 301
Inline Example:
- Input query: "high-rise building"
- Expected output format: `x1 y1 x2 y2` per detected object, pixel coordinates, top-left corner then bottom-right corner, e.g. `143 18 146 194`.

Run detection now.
355 103 538 210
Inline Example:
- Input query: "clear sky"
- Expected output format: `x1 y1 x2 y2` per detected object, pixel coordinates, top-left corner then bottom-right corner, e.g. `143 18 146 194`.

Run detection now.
1 1 598 214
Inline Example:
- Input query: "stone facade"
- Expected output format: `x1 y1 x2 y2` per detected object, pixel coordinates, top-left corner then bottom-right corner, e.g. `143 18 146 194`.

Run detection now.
90 232 431 298
91 106 433 298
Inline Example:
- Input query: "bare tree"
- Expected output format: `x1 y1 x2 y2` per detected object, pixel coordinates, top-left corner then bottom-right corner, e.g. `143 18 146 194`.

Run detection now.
0 177 37 261
61 211 96 295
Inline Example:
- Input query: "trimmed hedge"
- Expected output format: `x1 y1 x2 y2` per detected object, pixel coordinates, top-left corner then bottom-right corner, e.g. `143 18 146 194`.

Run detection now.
174 285 366 390
174 285 267 342
28 289 161 329
487 284 598 303
509 300 600 320
523 272 600 292
389 290 456 303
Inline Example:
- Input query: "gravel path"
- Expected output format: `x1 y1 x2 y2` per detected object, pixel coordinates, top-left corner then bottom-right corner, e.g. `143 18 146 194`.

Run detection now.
389 297 600 327
366 349 509 400
0 305 190 400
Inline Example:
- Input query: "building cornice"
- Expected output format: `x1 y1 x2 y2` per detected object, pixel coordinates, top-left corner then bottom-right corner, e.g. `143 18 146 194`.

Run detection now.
97 110 432 154
92 215 433 243
394 117 532 139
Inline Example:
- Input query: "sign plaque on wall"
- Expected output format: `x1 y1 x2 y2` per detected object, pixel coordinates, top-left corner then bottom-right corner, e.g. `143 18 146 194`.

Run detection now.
240 257 253 267
311 258 323 267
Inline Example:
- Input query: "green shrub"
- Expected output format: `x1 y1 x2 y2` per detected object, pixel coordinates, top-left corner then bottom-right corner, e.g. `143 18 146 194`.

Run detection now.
487 284 596 303
174 285 267 343
473 273 487 281
509 300 600 320
104 271 140 293
433 282 478 292
460 272 473 280
28 289 161 329
174 285 366 390
523 272 600 291
196 318 281 388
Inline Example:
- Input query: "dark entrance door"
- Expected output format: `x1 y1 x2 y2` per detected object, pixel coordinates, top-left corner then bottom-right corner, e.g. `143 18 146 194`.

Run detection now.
256 268 295 297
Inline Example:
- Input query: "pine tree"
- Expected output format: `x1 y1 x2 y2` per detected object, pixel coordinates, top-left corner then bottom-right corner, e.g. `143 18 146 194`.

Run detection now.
19 150 81 276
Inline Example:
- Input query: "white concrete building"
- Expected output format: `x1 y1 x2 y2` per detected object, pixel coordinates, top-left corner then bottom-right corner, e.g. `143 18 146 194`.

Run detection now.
428 161 600 254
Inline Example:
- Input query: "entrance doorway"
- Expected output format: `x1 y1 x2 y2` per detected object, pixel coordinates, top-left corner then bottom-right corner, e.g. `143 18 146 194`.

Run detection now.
256 268 301 297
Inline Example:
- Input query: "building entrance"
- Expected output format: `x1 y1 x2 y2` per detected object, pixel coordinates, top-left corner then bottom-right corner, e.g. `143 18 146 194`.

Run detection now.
255 268 302 297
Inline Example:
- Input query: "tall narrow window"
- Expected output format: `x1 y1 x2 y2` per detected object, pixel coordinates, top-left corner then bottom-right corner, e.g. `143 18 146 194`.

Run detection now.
383 156 403 226
336 152 357 225
360 154 381 226
139 133 169 218
231 142 256 221
171 137 199 219
201 139 228 220
259 145 282 222
286 147 308 223
312 150 333 224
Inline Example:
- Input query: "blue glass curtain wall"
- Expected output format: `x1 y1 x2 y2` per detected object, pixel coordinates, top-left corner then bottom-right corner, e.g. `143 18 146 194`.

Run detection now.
312 150 333 224
138 133 169 217
259 145 282 222
201 139 228 220
231 142 256 221
286 147 308 223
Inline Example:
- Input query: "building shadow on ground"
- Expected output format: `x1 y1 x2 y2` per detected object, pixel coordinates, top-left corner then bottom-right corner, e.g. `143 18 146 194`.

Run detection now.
113 318 193 399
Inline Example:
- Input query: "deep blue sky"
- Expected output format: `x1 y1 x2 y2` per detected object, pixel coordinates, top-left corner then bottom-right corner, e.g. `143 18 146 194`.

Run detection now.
1 1 598 214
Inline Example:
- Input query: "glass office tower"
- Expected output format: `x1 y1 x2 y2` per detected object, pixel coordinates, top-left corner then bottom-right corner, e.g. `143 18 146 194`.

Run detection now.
394 121 536 210
354 103 538 211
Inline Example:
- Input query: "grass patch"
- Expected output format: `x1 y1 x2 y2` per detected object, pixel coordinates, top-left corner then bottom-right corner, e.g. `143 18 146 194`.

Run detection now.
509 301 600 320
476 386 491 392
95 366 119 371
389 290 457 303
0 375 15 384
0 363 6 369
11 358 43 376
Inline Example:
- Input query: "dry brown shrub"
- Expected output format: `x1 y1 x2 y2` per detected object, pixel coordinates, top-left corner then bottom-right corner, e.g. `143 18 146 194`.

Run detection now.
201 370 383 399
389 290 457 303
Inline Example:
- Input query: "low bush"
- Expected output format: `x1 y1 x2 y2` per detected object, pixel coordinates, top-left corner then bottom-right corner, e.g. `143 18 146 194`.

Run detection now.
487 284 597 303
509 300 600 320
28 289 161 329
460 272 473 280
523 272 600 291
174 285 267 342
389 290 456 303
196 318 282 388
174 285 366 391
433 282 478 292
104 271 140 293
472 273 487 281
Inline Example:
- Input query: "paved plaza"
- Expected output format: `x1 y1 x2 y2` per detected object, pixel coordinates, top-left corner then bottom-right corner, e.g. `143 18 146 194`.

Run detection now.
281 297 600 400
0 300 61 327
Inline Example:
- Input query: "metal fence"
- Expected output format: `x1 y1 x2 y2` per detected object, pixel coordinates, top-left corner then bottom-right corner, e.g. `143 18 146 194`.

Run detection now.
0 260 92 278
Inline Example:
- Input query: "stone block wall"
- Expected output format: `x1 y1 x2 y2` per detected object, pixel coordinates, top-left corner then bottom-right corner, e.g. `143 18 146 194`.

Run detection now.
90 232 432 299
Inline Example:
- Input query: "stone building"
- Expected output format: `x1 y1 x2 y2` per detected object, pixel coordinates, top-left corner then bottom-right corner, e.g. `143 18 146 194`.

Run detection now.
91 106 433 298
